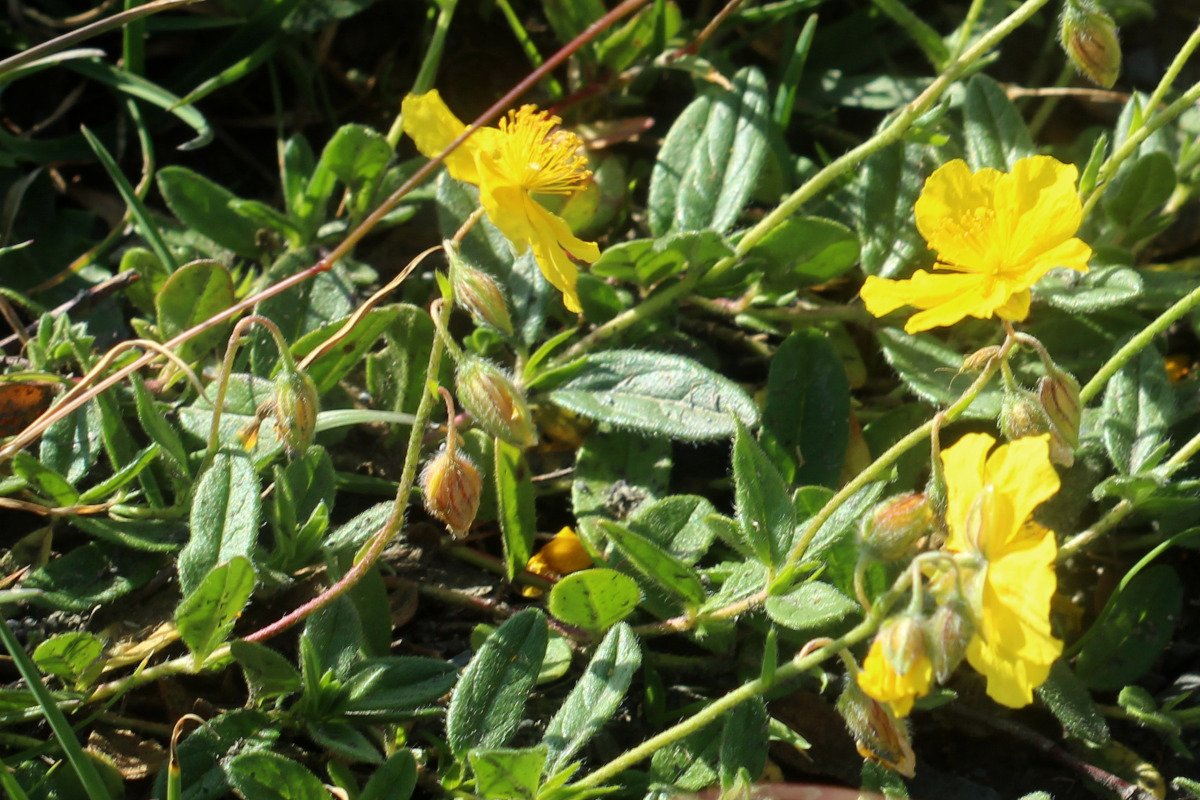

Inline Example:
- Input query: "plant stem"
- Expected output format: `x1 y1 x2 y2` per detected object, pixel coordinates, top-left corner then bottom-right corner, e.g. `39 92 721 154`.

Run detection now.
772 333 1015 589
385 0 458 148
576 604 891 789
1143 22 1200 118
1079 282 1200 405
1081 77 1200 219
240 295 454 643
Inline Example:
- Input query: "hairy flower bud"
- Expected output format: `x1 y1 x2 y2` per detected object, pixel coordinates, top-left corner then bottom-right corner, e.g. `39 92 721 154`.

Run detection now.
446 242 514 337
880 614 928 677
859 492 934 562
836 679 916 778
926 596 974 683
1038 370 1082 467
1060 0 1121 89
999 386 1052 442
455 357 537 448
421 447 482 538
273 368 319 457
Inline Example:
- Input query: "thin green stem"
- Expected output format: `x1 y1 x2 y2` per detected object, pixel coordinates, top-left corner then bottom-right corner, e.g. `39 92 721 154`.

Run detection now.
1079 282 1200 405
950 0 988 61
386 0 458 148
772 334 1016 589
574 615 879 789
1143 22 1200 118
240 295 455 643
202 315 288 467
577 563 917 788
1081 77 1200 219
1059 424 1200 558
871 0 949 70
0 619 113 800
494 0 564 99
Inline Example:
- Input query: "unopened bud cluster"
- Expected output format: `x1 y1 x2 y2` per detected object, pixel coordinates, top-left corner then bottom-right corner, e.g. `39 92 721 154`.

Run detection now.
997 353 1081 467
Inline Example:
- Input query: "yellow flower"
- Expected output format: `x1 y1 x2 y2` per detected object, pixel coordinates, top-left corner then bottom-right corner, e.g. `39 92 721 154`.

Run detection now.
521 526 592 597
860 155 1092 333
401 90 600 313
941 433 1063 707
857 630 935 718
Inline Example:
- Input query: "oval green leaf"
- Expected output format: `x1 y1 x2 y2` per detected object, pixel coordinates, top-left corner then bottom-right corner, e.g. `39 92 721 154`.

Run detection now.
548 569 641 632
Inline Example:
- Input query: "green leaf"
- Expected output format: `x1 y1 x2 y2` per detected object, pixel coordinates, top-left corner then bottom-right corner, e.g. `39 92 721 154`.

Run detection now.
155 260 236 362
596 518 706 605
627 495 717 564
749 217 861 289
1035 662 1110 746
447 609 548 756
1101 348 1174 475
763 330 850 487
131 375 190 482
307 719 381 764
343 656 458 716
366 304 436 414
1103 151 1176 228
11 451 77 506
590 231 733 286
178 452 261 596
226 751 327 800
468 746 547 800
23 544 160 611
32 632 104 685
1035 264 1143 314
68 59 212 150
290 306 401 394
1075 564 1182 691
572 430 671 520
719 697 768 790
359 750 417 800
733 419 794 568
858 142 935 278
175 556 255 664
765 581 859 633
876 328 1001 419
962 74 1034 170
40 401 101 485
495 438 536 581
550 350 759 441
542 623 641 774
548 569 641 632
648 66 772 235
157 166 261 258
302 124 392 222
230 641 302 702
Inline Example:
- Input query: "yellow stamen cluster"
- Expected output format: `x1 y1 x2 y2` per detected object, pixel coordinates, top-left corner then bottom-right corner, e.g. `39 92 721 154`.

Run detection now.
496 106 591 196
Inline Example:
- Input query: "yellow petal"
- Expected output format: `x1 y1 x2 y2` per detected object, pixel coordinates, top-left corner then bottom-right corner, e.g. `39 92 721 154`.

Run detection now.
982 436 1059 548
861 270 1008 332
993 288 1031 321
857 637 934 718
914 159 1005 273
401 90 481 184
981 532 1061 660
965 634 1055 708
941 433 995 552
994 155 1084 269
1024 236 1093 283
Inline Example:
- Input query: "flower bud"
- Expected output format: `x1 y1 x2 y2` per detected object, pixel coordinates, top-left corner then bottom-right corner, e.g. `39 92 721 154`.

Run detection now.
1038 370 1081 467
455 357 537 448
420 446 482 538
879 614 927 677
925 596 974 683
273 368 319 457
998 386 1051 442
836 679 916 778
1060 0 1121 89
858 493 934 562
446 242 514 337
